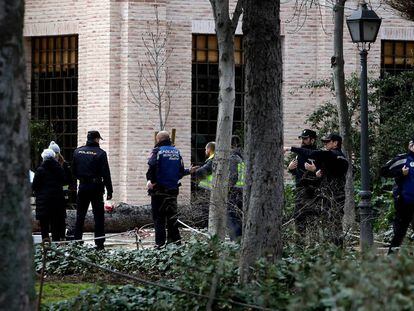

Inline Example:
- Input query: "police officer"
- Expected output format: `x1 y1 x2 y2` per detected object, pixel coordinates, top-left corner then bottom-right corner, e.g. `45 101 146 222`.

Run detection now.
287 129 319 244
285 133 348 246
381 137 414 253
73 130 113 250
147 131 187 248
228 136 244 241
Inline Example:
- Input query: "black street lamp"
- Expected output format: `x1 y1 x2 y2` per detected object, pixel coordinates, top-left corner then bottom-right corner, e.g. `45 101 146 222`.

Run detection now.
346 0 381 251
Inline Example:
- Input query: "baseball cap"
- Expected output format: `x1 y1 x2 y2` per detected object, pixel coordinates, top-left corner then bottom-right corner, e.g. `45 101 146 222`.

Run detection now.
298 129 317 139
321 133 342 143
87 130 104 140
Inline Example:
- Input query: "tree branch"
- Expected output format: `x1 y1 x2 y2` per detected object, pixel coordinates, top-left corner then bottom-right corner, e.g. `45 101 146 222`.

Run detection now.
384 0 414 21
230 0 243 33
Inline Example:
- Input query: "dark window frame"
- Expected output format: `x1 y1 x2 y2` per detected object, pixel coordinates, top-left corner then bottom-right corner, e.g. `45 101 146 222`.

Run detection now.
381 40 414 76
31 35 78 163
191 34 245 165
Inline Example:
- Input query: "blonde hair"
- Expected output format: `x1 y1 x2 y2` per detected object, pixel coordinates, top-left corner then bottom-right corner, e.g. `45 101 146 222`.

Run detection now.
56 153 65 165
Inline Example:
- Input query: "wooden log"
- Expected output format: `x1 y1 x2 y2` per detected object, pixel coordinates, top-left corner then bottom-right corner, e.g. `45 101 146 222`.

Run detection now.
32 203 153 233
32 200 209 233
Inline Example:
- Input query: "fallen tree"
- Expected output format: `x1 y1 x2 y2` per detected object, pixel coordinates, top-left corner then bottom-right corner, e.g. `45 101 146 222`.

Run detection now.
32 201 208 233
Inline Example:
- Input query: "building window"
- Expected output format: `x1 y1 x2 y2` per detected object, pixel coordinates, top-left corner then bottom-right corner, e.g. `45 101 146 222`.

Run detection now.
191 34 244 164
31 35 78 162
381 40 414 76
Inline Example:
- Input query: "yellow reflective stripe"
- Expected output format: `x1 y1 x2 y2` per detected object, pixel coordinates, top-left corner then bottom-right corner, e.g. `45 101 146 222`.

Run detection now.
236 162 245 187
199 174 213 190
199 155 214 189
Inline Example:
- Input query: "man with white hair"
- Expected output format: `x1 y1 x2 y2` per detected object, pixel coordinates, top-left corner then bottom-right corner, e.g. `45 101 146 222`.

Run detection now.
146 130 188 248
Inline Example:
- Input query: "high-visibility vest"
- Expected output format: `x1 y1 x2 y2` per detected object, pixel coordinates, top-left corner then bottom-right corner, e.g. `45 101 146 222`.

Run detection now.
198 154 214 190
199 174 213 190
235 161 245 188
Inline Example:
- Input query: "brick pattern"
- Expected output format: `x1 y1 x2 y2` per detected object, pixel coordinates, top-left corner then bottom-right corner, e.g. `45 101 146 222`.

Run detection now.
24 0 414 205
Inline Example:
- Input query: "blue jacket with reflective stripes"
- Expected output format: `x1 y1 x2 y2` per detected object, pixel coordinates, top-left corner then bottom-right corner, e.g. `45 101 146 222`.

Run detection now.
146 139 186 190
380 152 414 202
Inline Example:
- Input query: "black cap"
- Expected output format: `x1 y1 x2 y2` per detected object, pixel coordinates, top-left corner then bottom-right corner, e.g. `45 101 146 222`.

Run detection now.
298 129 317 139
321 133 342 143
87 130 103 141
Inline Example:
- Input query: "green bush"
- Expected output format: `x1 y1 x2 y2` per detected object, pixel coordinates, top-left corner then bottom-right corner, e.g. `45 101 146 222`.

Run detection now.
30 120 55 170
304 71 414 183
34 241 186 280
42 237 414 310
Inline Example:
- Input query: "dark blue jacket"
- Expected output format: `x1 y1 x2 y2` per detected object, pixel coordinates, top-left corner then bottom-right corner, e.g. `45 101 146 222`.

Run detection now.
146 139 186 190
72 141 113 194
288 144 317 186
32 158 66 218
291 147 348 180
381 151 414 203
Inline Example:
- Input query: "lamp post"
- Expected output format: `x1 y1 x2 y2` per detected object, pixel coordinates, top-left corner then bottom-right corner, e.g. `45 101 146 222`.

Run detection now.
346 0 381 252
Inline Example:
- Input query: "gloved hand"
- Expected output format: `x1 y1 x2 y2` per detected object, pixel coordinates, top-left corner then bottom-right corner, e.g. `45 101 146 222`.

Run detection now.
107 193 113 200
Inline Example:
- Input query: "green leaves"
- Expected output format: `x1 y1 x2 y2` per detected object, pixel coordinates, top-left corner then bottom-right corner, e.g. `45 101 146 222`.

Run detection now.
40 236 414 310
303 71 414 182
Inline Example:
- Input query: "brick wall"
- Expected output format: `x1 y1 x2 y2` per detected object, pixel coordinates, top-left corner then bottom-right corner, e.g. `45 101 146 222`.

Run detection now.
24 0 414 205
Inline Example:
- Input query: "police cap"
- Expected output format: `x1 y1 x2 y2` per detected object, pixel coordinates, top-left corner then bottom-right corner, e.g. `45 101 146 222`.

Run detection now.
87 130 104 141
321 133 342 143
298 129 317 139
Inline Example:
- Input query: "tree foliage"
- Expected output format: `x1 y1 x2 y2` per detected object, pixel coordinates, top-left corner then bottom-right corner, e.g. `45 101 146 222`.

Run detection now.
385 0 414 21
43 239 414 310
305 71 414 183
30 120 56 169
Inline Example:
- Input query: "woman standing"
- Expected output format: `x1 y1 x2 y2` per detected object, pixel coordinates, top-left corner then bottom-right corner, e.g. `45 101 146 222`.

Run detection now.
48 141 73 186
32 149 66 241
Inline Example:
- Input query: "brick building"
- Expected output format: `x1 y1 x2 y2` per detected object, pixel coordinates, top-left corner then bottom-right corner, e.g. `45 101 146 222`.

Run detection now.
24 0 414 205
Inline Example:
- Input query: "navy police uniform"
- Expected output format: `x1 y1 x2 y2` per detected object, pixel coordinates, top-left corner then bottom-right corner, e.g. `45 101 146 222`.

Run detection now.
73 131 113 249
147 138 186 247
288 129 320 243
292 133 348 246
381 148 414 252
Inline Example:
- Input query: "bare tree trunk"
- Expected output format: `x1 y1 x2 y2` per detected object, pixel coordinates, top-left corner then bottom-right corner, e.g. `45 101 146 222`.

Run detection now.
208 0 242 238
0 1 35 309
332 0 355 230
239 0 283 283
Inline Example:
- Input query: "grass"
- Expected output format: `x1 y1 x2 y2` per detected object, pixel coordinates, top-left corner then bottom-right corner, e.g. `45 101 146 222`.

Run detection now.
36 281 96 305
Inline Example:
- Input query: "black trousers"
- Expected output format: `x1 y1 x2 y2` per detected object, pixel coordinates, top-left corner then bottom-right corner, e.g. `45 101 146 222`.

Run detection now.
38 212 66 241
389 196 414 250
294 186 319 243
151 189 181 247
227 188 242 241
74 185 105 247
